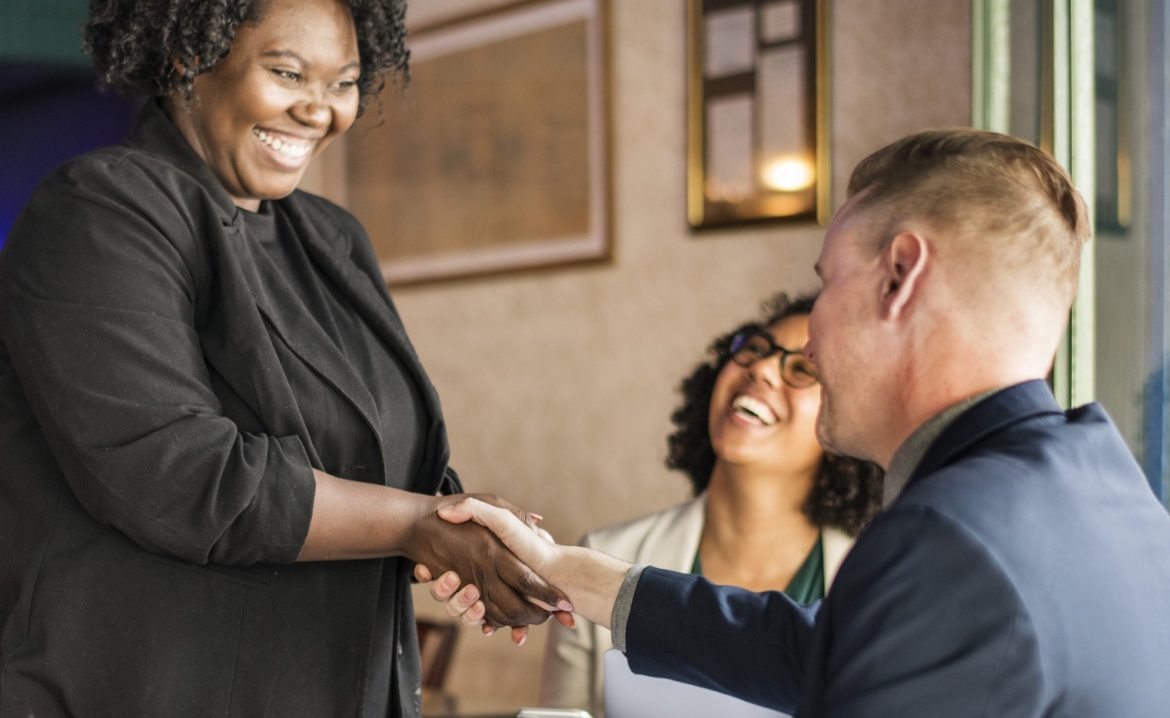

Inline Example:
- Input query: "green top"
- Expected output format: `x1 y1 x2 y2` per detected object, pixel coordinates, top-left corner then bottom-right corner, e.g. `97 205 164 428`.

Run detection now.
691 535 825 604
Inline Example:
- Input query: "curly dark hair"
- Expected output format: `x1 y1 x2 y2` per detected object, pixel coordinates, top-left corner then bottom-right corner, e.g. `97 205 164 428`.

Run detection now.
665 292 883 536
82 0 408 115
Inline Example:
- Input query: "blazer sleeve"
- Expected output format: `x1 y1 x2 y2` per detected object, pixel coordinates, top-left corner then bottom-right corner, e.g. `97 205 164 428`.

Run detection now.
625 567 819 714
0 155 316 566
810 505 1044 717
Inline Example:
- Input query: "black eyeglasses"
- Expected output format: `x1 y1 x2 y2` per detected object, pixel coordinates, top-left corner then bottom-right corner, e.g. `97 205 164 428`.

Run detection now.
728 330 819 389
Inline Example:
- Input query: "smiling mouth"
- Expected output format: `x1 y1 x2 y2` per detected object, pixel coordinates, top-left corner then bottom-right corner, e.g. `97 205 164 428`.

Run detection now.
252 128 313 160
732 395 778 426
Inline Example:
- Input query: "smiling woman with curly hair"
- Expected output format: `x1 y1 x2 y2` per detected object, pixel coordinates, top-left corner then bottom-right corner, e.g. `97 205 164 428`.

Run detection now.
0 1 564 715
539 292 883 716
83 0 409 113
665 292 883 535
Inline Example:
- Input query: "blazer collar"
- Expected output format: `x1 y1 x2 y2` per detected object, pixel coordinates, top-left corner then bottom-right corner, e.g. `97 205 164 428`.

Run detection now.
280 199 441 414
907 379 1064 488
126 100 242 225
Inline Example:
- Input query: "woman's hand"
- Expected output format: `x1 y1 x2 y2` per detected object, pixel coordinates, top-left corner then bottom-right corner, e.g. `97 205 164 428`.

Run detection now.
419 497 629 632
402 493 572 628
414 502 577 645
415 497 573 644
298 473 569 629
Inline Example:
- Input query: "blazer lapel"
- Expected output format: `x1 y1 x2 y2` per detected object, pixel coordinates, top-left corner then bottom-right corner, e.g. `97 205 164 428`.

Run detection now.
237 225 385 445
279 198 443 418
638 495 707 572
821 526 854 591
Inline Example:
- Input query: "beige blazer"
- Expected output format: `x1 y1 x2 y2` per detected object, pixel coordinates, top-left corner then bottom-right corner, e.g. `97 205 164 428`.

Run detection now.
537 493 854 716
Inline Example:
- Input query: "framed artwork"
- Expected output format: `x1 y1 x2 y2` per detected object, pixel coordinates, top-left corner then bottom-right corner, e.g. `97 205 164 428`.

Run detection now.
686 0 829 229
340 0 610 285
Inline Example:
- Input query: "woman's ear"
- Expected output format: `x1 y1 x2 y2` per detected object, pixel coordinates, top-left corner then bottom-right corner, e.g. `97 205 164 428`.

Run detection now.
880 231 929 320
170 56 202 84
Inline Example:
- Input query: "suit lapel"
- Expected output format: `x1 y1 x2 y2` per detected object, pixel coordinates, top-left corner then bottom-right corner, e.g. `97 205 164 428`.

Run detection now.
909 380 1064 485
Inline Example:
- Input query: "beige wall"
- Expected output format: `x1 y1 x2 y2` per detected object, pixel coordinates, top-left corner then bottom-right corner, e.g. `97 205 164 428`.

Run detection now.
313 0 973 713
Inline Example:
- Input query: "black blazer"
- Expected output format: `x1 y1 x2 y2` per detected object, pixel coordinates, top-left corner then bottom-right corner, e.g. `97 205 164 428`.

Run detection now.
0 101 460 717
625 381 1170 716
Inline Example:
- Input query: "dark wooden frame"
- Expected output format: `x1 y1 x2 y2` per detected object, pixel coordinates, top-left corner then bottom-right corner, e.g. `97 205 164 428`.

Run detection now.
686 0 829 229
337 0 611 286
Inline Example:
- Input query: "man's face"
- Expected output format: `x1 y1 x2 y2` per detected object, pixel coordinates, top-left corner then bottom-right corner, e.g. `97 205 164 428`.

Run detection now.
807 200 884 462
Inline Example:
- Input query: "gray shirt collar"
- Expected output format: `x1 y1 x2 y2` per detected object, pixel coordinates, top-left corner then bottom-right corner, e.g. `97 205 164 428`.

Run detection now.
883 389 1000 507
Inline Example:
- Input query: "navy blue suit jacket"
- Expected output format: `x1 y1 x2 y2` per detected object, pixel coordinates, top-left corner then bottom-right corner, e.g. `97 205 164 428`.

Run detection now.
626 381 1170 716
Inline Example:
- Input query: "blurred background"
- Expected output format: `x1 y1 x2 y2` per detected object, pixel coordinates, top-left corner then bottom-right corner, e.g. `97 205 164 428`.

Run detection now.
2 0 1167 714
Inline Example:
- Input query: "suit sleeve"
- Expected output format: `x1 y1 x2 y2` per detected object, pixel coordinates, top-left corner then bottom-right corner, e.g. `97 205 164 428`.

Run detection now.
624 567 819 713
0 156 315 566
813 506 1044 717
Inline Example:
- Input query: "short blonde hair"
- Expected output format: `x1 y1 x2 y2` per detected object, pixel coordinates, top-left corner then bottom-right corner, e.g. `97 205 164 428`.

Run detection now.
846 128 1090 306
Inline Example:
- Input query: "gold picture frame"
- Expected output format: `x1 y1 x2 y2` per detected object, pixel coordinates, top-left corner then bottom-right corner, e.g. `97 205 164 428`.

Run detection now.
686 0 829 229
336 0 610 286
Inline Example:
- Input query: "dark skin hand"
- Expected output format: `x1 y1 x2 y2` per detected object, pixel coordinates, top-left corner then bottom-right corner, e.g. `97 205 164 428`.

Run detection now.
403 494 569 627
298 470 568 628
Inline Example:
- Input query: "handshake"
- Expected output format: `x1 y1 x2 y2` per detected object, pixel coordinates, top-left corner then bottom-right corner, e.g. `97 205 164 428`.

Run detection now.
412 497 629 645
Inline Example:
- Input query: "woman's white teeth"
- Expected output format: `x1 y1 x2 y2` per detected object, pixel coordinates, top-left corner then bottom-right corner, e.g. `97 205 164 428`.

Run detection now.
253 129 311 158
733 395 777 425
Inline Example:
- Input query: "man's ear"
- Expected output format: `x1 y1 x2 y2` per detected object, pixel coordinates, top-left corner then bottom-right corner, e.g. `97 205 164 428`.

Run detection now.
880 231 929 320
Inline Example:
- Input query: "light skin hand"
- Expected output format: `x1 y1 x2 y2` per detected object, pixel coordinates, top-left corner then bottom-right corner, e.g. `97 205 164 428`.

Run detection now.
299 470 568 628
426 498 632 630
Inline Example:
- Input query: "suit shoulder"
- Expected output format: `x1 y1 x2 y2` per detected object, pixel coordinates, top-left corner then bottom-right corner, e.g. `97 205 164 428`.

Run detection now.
836 503 1031 627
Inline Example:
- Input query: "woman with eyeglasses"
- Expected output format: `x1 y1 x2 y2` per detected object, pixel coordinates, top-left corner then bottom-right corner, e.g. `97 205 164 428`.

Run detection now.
536 292 883 716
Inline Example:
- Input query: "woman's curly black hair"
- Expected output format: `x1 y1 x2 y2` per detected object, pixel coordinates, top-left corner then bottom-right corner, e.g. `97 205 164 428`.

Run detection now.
665 292 884 536
82 0 408 115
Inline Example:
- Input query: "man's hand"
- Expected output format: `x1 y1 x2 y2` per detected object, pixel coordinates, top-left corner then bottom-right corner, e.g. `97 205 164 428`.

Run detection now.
403 493 569 628
427 497 631 630
437 496 562 576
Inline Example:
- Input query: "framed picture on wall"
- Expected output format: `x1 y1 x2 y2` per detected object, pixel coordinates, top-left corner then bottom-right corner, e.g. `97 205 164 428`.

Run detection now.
331 0 610 286
686 0 829 229
1093 0 1131 234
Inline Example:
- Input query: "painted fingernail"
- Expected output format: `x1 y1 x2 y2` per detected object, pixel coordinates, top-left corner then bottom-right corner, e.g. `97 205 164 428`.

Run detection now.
529 513 544 522
557 600 574 612
517 633 528 647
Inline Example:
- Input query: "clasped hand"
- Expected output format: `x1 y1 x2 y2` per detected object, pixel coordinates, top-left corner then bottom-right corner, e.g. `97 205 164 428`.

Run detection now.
413 496 573 645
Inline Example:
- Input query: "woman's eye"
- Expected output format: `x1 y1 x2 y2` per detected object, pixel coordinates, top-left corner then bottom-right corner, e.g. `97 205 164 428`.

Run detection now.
273 69 301 82
334 79 358 91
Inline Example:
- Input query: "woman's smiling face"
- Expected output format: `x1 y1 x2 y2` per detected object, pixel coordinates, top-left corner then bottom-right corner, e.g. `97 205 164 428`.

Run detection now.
707 314 824 477
166 0 361 211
